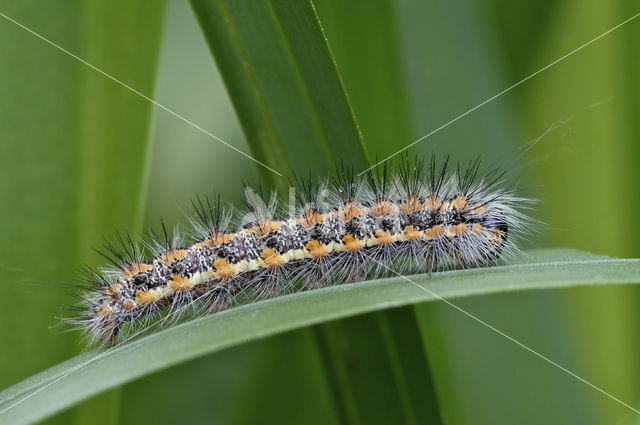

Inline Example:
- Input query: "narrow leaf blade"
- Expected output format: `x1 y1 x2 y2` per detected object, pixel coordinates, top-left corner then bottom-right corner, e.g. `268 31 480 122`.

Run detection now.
0 249 638 425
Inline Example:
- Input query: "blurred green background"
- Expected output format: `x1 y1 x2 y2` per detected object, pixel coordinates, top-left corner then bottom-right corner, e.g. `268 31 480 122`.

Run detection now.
1 0 639 424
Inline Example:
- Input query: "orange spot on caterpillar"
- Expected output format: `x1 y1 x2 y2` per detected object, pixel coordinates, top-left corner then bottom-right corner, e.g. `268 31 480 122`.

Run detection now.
135 289 158 305
161 249 187 264
425 225 444 239
341 203 363 220
223 233 235 242
447 223 467 236
343 234 364 251
122 263 153 278
404 225 421 240
194 232 236 248
168 275 191 291
261 248 284 268
370 200 397 217
215 233 235 245
374 229 394 245
192 241 209 249
213 258 236 278
451 196 468 211
299 209 325 227
399 196 422 213
306 240 329 258
250 220 282 236
105 283 123 296
422 196 442 211
472 224 483 235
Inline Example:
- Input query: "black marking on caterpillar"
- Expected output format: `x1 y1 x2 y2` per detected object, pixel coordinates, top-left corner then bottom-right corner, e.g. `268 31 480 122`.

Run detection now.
69 156 532 345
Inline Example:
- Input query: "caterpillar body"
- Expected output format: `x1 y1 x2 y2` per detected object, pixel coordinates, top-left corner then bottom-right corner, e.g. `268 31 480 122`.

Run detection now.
75 158 530 345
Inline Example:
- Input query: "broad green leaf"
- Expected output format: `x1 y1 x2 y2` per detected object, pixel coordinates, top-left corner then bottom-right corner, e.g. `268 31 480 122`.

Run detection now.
0 1 165 424
1 248 639 425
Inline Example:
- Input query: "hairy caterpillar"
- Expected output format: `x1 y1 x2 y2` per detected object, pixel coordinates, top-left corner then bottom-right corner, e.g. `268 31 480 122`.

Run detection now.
73 157 530 345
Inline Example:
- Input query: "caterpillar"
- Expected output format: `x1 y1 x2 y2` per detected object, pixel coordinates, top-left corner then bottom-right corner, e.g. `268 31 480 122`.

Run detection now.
73 157 530 345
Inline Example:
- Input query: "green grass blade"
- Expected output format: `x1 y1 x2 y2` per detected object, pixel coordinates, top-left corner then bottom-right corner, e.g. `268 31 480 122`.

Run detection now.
189 0 369 186
1 248 639 425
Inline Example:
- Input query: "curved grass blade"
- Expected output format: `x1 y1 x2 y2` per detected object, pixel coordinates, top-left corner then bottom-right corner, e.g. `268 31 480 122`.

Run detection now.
1 248 639 425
